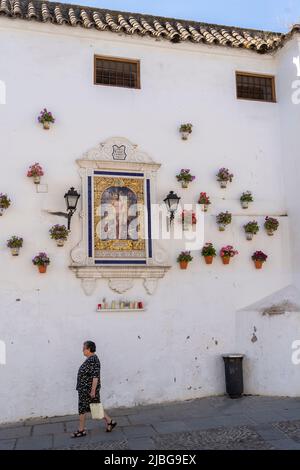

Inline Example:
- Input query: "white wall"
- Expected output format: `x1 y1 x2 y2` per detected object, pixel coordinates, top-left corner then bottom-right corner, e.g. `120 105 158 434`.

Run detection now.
0 19 294 423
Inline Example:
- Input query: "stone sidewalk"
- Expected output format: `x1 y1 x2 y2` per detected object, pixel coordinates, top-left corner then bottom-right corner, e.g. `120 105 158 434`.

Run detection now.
1 396 300 450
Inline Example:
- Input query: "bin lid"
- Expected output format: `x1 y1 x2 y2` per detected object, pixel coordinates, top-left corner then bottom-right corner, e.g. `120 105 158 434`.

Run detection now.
222 354 244 358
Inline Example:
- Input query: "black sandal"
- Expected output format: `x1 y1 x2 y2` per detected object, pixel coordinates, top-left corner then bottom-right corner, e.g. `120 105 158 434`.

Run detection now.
106 420 117 432
71 429 87 438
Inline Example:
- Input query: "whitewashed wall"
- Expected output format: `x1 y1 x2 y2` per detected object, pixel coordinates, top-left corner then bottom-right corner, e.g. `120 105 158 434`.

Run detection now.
0 18 295 423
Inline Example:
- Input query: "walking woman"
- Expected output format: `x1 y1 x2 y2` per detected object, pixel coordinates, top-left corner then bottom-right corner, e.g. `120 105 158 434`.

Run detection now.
71 340 117 438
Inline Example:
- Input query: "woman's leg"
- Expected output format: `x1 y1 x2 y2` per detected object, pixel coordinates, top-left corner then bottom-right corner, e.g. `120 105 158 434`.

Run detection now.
79 413 86 431
103 412 112 424
103 411 117 431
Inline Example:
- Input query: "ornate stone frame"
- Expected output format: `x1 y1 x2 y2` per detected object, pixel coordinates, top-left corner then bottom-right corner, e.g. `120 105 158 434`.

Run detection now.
69 137 171 295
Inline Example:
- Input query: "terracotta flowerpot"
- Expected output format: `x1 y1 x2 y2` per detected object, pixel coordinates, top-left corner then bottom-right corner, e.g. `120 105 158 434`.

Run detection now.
254 260 263 269
38 265 47 273
204 256 213 265
179 260 188 269
33 175 41 184
43 121 50 130
222 256 230 265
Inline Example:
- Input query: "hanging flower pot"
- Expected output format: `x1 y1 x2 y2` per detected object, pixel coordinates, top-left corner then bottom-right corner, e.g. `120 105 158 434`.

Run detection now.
32 252 50 273
27 163 44 184
216 212 232 232
217 168 234 188
252 251 267 269
49 224 69 247
0 193 11 216
264 217 279 236
179 123 193 140
201 243 216 265
38 108 55 130
177 251 193 269
7 236 23 256
244 221 259 241
198 192 211 212
176 169 196 188
220 245 238 265
240 191 253 209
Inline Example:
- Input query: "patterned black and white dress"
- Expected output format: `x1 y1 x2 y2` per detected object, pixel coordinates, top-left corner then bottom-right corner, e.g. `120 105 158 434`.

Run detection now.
76 354 101 415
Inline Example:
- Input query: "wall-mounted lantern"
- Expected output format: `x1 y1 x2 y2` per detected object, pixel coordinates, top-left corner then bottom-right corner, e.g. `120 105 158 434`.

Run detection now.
163 191 181 225
47 187 80 230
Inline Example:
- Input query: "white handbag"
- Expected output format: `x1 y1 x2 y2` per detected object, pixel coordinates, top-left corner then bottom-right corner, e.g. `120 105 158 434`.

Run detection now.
90 402 105 420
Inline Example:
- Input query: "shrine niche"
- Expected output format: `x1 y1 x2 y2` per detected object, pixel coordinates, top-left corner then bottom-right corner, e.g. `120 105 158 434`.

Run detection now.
70 137 170 295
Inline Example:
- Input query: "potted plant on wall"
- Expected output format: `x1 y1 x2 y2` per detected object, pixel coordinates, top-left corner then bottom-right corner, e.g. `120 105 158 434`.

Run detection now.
177 251 193 269
179 123 193 140
32 252 50 273
252 250 268 269
244 220 259 241
49 224 69 247
220 245 238 265
216 211 232 231
240 191 253 209
7 236 23 256
27 163 44 184
198 192 211 212
264 216 279 236
176 169 196 188
216 168 234 188
201 243 217 265
38 108 55 130
0 193 11 216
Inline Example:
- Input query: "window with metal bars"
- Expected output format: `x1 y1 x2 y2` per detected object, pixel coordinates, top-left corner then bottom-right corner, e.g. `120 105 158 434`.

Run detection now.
94 56 140 89
236 73 276 102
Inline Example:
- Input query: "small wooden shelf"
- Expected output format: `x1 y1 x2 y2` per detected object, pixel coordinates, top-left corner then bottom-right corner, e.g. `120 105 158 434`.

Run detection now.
96 309 146 313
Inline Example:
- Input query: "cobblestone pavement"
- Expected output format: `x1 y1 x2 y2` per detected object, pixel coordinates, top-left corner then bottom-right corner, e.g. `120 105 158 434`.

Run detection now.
1 396 300 450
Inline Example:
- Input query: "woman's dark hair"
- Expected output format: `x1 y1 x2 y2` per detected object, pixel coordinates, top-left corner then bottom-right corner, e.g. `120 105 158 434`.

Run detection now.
83 341 96 353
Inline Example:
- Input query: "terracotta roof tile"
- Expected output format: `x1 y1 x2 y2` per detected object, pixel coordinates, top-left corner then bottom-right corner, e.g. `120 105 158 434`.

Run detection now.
0 0 287 54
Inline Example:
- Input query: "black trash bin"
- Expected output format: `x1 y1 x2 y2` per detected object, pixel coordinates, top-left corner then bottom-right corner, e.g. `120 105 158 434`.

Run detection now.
222 354 244 399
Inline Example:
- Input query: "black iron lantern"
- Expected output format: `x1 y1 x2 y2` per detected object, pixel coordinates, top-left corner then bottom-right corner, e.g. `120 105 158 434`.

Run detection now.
47 187 80 231
164 191 181 223
64 187 80 230
64 187 80 212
